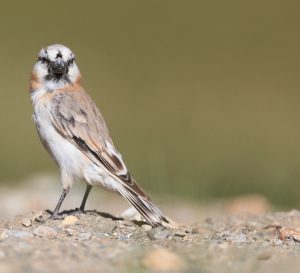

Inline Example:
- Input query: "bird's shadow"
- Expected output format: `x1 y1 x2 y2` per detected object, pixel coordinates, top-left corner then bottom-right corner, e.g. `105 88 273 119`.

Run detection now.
45 208 123 221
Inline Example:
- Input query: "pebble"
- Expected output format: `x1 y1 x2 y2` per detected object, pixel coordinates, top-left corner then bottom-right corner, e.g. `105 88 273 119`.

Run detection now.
272 239 283 246
78 232 91 240
225 194 271 215
147 227 173 240
121 207 143 221
142 247 185 272
174 230 186 238
233 233 247 243
257 252 271 261
191 226 209 234
33 211 44 222
141 224 152 231
65 228 75 236
96 220 116 234
0 229 33 239
61 216 79 227
34 226 57 238
0 231 8 240
279 227 300 242
22 218 32 227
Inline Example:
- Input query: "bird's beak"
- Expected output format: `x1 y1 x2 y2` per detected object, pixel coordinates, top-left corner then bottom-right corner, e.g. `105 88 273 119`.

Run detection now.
50 58 66 75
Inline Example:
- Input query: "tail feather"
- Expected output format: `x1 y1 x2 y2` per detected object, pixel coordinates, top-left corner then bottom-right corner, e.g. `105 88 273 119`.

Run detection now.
116 184 173 228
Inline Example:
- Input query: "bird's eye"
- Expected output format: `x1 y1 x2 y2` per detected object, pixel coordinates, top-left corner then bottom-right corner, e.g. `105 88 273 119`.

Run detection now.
38 57 49 64
67 58 75 66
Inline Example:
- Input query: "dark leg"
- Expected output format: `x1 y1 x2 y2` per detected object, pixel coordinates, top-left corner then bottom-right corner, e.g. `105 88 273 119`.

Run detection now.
79 185 92 212
50 188 69 219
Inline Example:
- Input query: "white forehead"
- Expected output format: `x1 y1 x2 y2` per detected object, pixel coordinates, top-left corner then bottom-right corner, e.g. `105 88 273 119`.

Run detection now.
39 44 74 61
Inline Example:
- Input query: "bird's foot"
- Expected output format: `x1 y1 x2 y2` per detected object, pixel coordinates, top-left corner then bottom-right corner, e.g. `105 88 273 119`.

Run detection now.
49 212 64 220
64 208 86 216
75 207 86 214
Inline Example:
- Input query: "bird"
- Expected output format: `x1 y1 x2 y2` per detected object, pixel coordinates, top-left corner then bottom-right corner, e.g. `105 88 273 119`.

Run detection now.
29 44 173 228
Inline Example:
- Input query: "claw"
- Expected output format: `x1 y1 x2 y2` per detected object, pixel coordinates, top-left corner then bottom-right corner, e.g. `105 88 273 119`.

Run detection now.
49 213 64 220
73 208 85 215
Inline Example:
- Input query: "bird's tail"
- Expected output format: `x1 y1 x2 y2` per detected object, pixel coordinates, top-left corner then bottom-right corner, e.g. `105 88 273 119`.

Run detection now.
116 183 176 228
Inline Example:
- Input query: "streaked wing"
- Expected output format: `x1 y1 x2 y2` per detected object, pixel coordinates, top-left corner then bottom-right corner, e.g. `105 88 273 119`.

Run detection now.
49 89 148 199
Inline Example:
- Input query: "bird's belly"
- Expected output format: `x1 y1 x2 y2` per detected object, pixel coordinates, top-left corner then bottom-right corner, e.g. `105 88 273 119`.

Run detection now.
33 104 87 178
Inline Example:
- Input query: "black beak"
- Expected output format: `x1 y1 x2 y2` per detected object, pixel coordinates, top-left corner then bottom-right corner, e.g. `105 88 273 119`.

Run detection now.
50 58 66 75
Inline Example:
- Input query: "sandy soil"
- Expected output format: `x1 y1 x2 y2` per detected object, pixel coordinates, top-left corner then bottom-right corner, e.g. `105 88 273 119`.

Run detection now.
0 175 300 273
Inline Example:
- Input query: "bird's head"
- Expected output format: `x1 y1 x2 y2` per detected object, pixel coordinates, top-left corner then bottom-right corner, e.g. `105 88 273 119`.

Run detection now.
31 44 81 91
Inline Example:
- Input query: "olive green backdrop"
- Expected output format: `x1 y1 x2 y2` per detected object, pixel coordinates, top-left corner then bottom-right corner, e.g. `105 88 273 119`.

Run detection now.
1 0 300 206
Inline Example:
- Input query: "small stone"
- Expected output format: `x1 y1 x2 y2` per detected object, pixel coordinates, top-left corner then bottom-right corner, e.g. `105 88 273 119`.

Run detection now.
257 252 271 261
0 229 33 239
65 228 74 236
132 229 148 240
121 207 143 221
61 216 79 227
141 224 152 231
191 226 212 239
272 239 283 246
225 194 271 215
205 218 213 225
174 230 186 238
233 233 247 243
191 226 206 234
279 227 300 242
118 219 135 228
78 232 91 240
0 230 9 240
142 247 185 272
96 219 116 234
33 211 44 222
22 218 32 227
147 226 173 240
34 226 57 238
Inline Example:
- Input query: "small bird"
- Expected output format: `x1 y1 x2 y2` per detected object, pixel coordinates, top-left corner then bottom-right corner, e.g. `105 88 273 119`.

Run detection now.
29 44 172 227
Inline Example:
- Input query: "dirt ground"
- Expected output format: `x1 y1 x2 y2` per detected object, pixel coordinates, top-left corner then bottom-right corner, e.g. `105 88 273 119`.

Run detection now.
0 175 300 273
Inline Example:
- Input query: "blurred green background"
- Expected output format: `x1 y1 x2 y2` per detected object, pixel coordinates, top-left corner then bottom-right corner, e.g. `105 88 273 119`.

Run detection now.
0 0 300 207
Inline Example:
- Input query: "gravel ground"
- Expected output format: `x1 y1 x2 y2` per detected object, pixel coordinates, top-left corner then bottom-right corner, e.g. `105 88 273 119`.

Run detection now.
0 176 300 273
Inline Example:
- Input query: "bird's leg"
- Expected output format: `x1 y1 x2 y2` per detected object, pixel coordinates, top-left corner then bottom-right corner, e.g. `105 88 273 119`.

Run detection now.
79 185 92 213
50 187 70 220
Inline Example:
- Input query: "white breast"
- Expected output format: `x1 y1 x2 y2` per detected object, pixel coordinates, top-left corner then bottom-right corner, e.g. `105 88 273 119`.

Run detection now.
31 88 87 185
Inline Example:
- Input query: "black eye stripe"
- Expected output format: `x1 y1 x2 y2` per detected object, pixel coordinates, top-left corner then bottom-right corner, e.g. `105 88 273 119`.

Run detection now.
38 56 50 64
67 58 75 65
